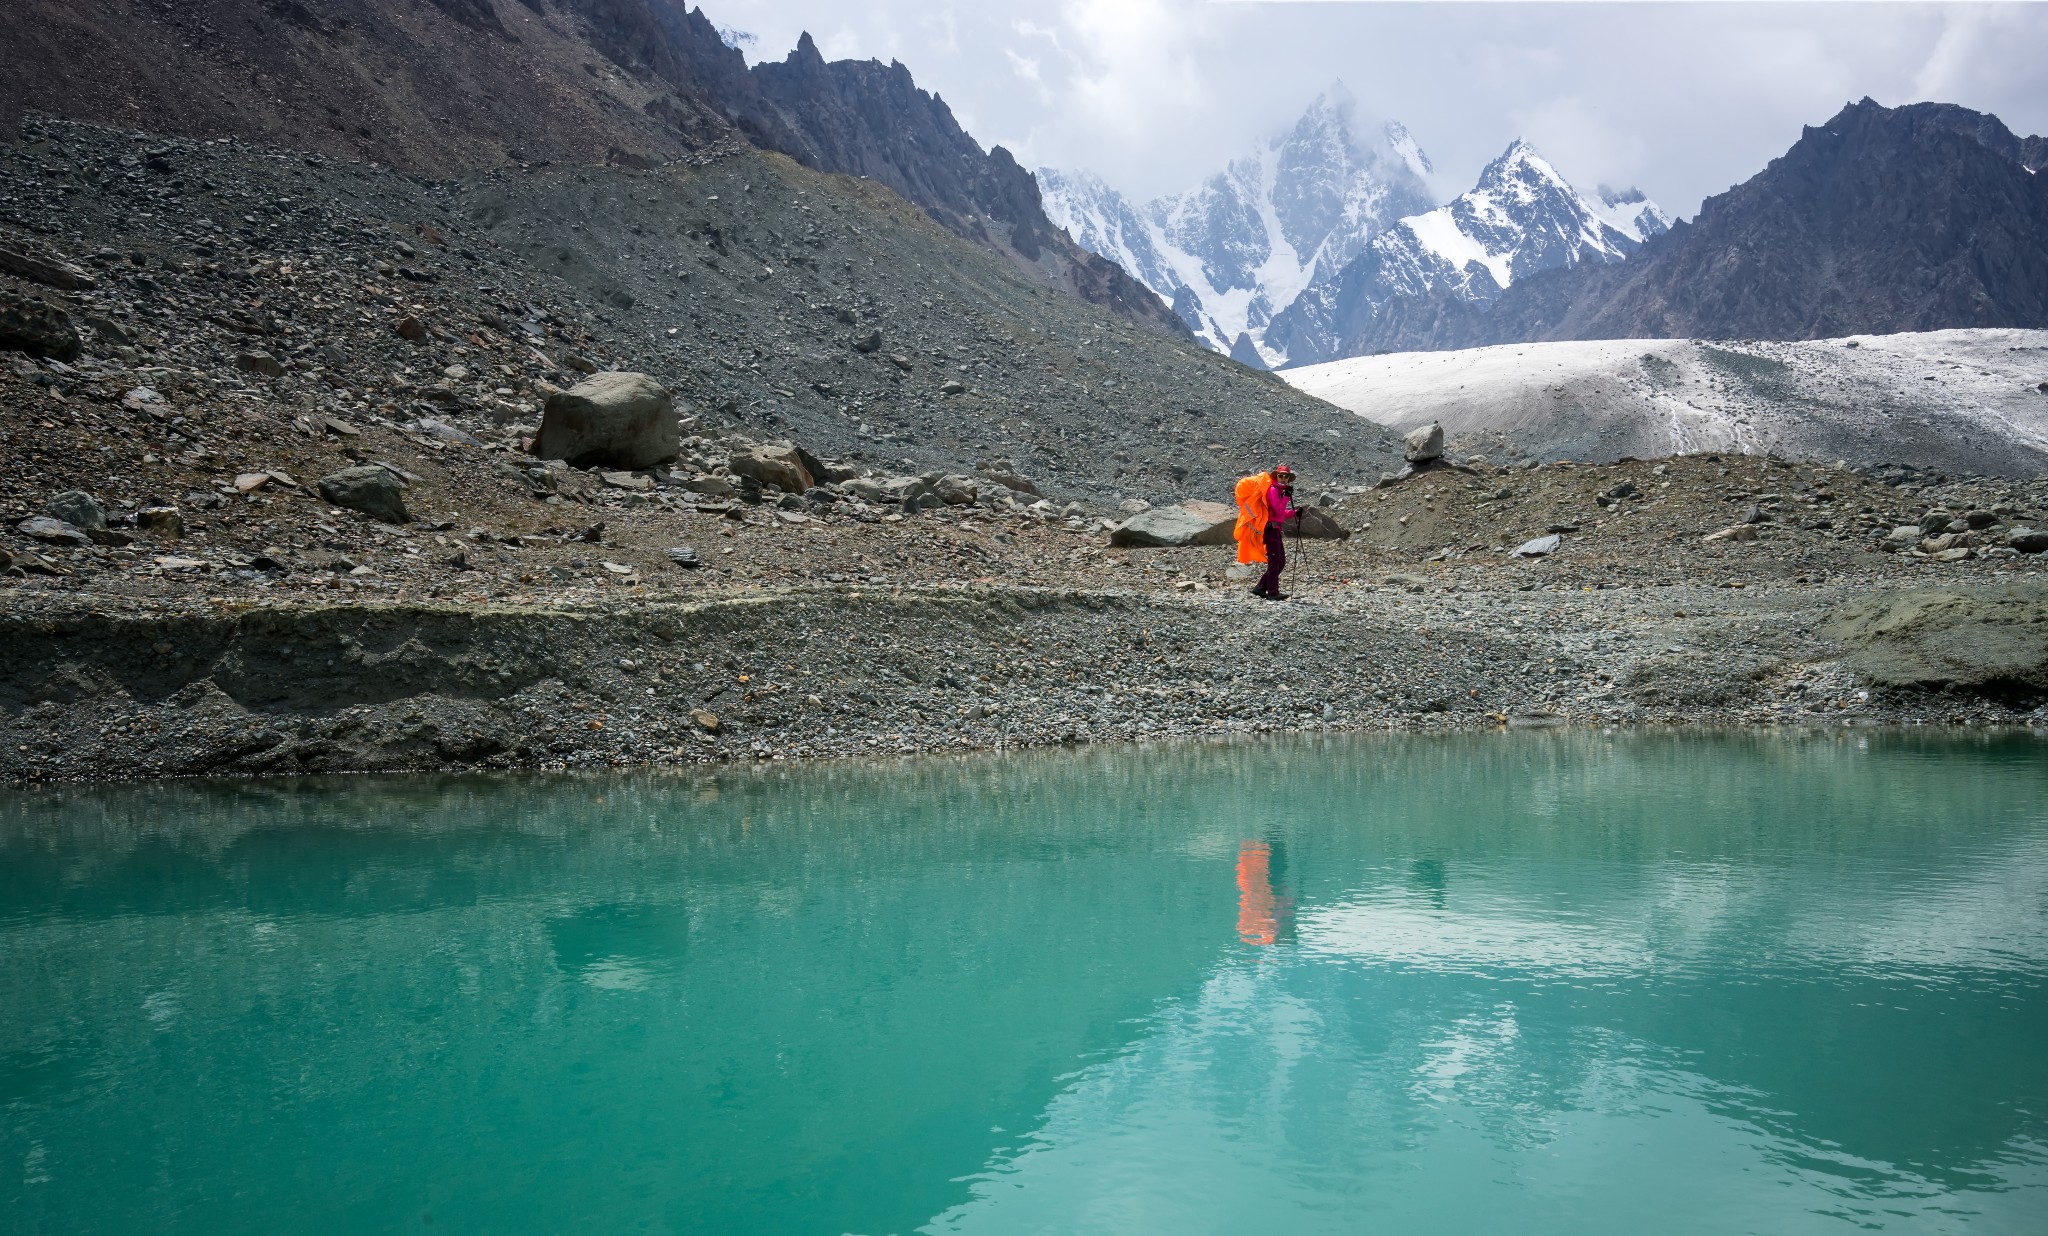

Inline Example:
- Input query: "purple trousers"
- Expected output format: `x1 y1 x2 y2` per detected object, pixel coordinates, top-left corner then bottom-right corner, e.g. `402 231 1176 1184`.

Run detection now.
1256 525 1286 595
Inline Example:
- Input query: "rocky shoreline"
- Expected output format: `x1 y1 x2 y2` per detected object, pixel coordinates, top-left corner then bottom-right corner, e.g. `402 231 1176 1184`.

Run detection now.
7 576 2045 786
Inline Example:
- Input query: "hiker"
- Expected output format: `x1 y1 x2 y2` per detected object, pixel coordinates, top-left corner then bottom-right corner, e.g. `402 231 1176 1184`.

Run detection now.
1234 464 1297 600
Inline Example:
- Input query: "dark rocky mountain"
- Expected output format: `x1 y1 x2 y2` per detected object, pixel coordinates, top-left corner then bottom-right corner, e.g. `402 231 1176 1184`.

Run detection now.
2 0 1184 334
1340 99 2048 355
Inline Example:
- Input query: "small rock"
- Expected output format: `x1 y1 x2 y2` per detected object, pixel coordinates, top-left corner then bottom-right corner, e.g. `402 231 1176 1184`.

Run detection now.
394 316 427 343
17 515 89 546
236 351 285 378
887 353 914 371
932 474 980 506
1739 504 1765 525
2007 528 2048 553
1511 534 1562 558
1964 510 1998 530
981 468 1039 496
234 472 272 493
416 418 482 446
728 444 815 494
690 709 720 733
0 237 95 290
0 547 62 576
600 562 636 575
1403 422 1444 463
1118 498 1152 515
1705 524 1761 543
664 546 703 569
136 506 183 539
318 465 411 524
1932 547 1975 562
0 293 82 361
940 379 968 396
853 329 882 353
322 417 361 438
682 475 737 498
1920 511 1953 535
563 353 599 375
601 471 654 492
45 490 105 532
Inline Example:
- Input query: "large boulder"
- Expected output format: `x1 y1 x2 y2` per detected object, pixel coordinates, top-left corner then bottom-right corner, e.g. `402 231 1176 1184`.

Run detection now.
728 444 814 493
533 372 678 470
318 465 410 524
1285 507 1351 540
1825 584 2048 695
1403 422 1445 463
1110 500 1236 549
0 294 81 361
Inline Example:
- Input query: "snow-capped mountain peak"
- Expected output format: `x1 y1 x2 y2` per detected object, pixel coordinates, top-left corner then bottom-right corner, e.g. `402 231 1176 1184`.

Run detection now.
1039 83 1435 364
1044 113 1674 370
1260 139 1676 367
1592 185 1675 243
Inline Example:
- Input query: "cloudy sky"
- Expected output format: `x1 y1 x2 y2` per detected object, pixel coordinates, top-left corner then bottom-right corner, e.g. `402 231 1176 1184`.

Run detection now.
708 1 2048 217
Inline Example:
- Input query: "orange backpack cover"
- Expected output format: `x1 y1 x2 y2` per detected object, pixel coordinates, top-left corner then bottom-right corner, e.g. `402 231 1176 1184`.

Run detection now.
1234 472 1272 564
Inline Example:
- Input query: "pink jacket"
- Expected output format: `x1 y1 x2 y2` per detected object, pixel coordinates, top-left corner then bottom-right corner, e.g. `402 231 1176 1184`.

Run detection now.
1267 483 1296 527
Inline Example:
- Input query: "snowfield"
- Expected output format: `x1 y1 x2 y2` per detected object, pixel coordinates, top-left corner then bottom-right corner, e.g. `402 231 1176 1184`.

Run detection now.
1282 330 2048 477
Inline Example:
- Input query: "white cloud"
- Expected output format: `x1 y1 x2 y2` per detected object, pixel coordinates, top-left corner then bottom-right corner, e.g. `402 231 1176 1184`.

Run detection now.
703 1 2048 213
1913 3 2048 118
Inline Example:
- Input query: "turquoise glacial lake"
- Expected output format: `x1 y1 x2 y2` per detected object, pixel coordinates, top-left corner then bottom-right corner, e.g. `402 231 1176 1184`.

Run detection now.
3 733 2046 1235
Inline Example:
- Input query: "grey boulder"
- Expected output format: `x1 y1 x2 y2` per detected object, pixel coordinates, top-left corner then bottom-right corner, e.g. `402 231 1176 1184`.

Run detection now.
1511 534 1563 558
2008 528 2048 554
17 516 90 547
534 372 679 470
1110 500 1236 549
318 465 411 524
1286 507 1351 540
0 294 81 361
45 490 106 532
1403 422 1444 463
932 475 980 505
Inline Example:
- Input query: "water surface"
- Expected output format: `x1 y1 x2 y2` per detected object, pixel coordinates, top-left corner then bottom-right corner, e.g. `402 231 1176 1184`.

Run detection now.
3 732 2046 1234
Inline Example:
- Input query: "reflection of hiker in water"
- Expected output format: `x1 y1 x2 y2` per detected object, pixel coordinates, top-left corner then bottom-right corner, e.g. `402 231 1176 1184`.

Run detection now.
1235 838 1296 946
1410 858 1447 910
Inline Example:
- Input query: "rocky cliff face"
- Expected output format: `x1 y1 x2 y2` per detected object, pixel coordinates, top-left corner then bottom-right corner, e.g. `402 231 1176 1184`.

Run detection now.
1362 99 2048 353
3 0 1185 334
730 33 1186 335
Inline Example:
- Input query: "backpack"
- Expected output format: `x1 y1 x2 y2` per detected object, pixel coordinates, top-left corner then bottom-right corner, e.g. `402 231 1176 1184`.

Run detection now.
1234 472 1272 565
